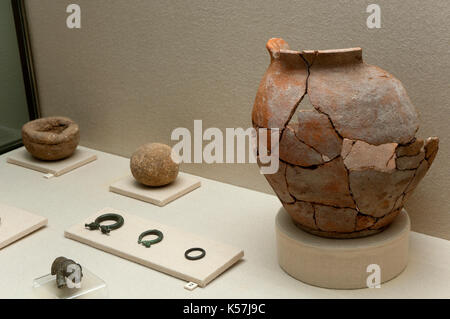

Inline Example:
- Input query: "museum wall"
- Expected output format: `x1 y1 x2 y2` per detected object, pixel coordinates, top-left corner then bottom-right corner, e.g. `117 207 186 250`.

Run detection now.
24 1 450 239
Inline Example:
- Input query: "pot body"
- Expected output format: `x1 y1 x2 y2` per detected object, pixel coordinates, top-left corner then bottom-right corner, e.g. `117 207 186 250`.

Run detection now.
252 38 439 238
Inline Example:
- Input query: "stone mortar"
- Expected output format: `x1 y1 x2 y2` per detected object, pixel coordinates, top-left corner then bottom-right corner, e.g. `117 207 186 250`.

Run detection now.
22 116 80 161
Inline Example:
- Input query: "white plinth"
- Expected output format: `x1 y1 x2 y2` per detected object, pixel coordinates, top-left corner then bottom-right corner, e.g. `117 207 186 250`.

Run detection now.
109 173 201 207
276 207 410 289
0 204 48 250
6 146 97 177
32 267 108 299
65 208 244 288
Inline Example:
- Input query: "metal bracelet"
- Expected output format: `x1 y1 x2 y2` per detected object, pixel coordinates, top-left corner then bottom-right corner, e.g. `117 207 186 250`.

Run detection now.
85 213 124 234
184 248 206 261
138 229 164 248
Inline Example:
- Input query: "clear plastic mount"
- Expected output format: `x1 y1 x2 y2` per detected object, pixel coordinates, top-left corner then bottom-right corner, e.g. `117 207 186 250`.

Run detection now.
32 267 107 299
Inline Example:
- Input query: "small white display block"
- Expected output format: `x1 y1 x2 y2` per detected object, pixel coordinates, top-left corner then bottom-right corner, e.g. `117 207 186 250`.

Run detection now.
6 146 97 177
0 204 47 250
276 207 410 289
65 208 244 287
32 268 107 299
109 173 201 207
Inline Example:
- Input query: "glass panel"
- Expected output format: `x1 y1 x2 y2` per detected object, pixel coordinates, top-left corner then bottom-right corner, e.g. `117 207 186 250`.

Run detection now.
0 0 30 152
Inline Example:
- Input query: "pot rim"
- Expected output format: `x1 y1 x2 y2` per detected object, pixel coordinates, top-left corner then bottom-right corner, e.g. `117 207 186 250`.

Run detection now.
279 47 363 64
280 47 362 54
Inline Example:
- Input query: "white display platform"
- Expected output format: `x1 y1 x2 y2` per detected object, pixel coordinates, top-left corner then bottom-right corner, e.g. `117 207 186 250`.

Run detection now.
1 146 450 298
33 267 108 299
109 173 201 207
0 204 48 250
276 208 410 289
65 208 244 287
7 146 97 177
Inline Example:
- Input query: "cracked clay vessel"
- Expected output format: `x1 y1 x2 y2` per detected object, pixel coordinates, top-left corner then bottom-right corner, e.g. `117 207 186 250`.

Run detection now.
252 38 439 238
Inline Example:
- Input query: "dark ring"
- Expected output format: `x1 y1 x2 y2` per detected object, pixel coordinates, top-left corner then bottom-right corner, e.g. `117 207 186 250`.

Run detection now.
184 248 206 261
95 214 124 230
138 229 164 248
85 213 124 234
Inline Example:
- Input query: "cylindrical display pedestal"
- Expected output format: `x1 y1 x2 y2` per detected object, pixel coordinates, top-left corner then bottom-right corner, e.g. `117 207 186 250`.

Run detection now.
276 207 410 289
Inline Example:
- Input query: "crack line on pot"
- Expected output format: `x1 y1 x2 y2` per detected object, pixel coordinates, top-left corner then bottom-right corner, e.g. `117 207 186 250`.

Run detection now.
281 162 295 203
385 150 396 168
282 125 324 164
300 58 368 212
283 157 357 210
279 95 307 143
311 203 318 229
290 123 336 160
287 194 358 211
300 51 346 143
279 157 321 170
278 52 312 142
342 164 359 211
393 157 428 208
283 197 388 232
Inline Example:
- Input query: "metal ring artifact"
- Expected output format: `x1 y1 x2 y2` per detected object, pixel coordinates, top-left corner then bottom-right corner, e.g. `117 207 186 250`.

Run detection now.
85 213 124 234
138 229 164 248
184 248 206 261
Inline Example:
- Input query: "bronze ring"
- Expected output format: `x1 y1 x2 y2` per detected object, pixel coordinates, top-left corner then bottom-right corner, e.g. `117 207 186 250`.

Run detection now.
185 248 206 261
85 213 124 234
138 229 164 248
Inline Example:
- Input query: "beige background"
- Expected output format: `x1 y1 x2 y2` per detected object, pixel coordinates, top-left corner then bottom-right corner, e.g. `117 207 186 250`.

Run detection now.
24 0 449 239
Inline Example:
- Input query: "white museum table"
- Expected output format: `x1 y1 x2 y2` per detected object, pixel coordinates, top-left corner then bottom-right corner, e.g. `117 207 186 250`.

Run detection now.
0 146 449 299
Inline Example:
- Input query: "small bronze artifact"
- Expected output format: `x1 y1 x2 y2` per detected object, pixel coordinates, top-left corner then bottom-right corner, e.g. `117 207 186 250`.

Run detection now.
184 248 206 261
22 116 80 161
51 257 83 289
85 213 124 234
138 229 164 248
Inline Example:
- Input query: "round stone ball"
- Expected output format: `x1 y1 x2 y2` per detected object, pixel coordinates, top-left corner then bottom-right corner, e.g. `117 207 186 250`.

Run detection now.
130 143 179 187
22 116 80 161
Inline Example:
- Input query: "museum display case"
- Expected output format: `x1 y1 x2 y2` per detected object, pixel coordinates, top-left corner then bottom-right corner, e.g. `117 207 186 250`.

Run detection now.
0 0 448 303
0 0 38 154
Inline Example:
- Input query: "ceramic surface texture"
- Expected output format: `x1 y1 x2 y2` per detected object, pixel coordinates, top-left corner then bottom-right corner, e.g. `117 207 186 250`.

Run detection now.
252 38 439 238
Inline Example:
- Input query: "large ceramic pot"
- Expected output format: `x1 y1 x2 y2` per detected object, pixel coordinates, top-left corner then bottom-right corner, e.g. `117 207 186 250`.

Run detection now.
252 38 439 238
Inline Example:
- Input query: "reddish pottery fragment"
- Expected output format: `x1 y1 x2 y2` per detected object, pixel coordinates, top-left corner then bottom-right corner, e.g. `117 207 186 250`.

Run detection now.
252 38 439 238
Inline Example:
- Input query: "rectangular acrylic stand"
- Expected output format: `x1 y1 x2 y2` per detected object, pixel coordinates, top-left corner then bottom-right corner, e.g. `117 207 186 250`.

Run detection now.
32 268 108 299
